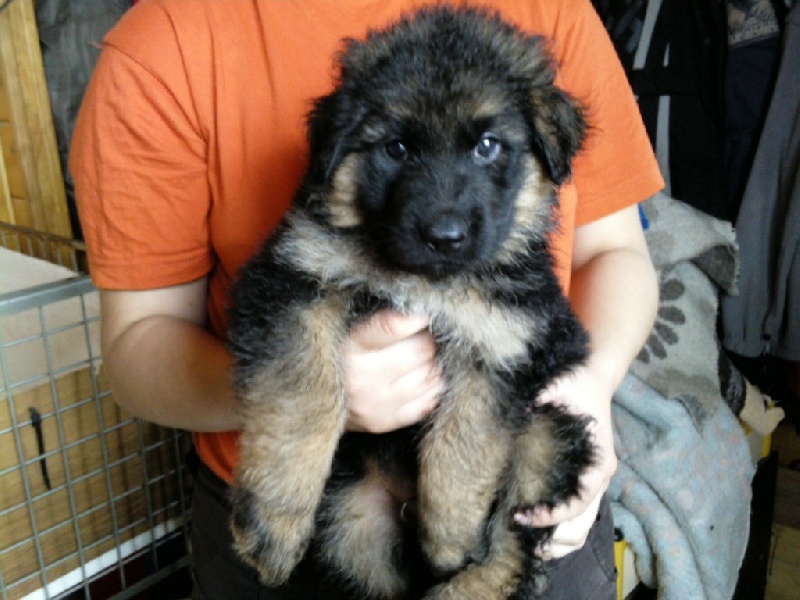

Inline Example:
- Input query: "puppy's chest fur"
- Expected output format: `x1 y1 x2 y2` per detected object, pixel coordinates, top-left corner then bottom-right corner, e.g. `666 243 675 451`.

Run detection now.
227 202 591 599
276 212 556 373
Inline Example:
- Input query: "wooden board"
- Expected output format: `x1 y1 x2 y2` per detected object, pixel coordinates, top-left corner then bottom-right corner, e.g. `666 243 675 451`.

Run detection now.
0 0 72 238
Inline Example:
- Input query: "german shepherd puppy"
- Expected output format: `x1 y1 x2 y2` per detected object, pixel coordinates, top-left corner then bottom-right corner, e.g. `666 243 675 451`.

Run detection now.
227 6 594 599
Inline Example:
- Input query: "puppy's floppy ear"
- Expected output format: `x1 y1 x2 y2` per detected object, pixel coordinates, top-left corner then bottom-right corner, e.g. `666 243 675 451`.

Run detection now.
528 86 586 185
306 90 367 184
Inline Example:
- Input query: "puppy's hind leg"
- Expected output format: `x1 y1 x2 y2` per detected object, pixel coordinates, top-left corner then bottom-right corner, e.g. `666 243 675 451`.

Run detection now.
422 521 525 600
231 299 349 586
424 409 592 600
418 368 513 575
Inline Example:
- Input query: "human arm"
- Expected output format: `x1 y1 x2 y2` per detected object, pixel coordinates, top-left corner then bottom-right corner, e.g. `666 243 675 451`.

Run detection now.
99 279 440 433
515 203 659 557
99 278 242 431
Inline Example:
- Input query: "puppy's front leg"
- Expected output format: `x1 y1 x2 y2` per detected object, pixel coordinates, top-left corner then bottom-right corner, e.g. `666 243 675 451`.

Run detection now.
418 366 513 574
231 298 348 586
507 405 594 516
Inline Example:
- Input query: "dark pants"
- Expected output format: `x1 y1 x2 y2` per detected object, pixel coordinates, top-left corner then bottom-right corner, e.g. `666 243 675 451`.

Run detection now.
190 464 616 600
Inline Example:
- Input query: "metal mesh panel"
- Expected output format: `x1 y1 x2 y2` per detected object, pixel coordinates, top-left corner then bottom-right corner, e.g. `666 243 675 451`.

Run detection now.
0 226 192 599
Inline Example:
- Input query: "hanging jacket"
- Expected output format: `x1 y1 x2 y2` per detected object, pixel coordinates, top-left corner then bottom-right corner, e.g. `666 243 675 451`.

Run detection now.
721 1 800 361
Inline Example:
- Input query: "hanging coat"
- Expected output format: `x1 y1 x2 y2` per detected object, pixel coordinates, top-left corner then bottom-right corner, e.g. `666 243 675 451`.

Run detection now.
721 1 800 361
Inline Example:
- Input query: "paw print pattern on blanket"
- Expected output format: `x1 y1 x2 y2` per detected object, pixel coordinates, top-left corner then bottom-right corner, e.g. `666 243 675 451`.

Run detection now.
636 274 686 364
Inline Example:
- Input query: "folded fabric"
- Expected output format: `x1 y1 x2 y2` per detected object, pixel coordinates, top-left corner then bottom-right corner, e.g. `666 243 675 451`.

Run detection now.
610 374 755 600
634 192 745 415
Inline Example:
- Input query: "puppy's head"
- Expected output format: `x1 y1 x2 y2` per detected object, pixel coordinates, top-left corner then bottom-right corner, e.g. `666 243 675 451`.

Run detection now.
301 6 586 278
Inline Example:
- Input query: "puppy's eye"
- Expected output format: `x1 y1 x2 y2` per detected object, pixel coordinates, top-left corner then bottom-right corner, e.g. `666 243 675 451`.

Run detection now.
474 134 502 164
385 140 409 161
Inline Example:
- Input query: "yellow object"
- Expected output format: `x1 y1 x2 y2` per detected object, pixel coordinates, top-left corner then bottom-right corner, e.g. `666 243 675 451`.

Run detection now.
615 538 627 600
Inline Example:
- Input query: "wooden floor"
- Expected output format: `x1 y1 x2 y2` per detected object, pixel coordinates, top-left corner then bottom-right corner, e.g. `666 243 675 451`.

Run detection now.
765 421 800 600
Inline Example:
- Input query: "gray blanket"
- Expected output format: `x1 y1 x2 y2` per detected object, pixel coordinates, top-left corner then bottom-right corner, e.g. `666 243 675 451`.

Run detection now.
610 375 754 600
632 192 745 416
609 193 756 600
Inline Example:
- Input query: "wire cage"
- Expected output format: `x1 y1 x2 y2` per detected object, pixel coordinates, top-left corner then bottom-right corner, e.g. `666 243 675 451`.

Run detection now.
0 225 87 274
0 224 193 599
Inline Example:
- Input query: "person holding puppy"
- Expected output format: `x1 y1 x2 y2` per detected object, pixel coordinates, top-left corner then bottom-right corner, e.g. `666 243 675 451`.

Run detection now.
71 0 662 598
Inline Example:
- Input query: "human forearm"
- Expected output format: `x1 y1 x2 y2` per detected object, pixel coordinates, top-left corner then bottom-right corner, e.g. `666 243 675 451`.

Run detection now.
103 314 241 431
99 281 242 432
100 285 441 434
569 244 658 397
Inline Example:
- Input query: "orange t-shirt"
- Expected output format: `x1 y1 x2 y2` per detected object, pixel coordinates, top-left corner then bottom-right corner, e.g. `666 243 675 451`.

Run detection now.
71 0 663 483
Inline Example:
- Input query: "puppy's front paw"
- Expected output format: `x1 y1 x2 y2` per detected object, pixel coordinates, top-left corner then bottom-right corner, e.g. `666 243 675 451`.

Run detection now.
230 487 314 586
422 582 453 600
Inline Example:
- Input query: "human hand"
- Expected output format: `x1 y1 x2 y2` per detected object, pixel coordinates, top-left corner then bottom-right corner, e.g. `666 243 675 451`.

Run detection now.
514 365 618 559
343 311 443 433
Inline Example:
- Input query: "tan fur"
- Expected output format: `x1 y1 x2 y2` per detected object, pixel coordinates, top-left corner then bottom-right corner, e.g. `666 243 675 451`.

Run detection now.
505 418 558 508
327 154 363 228
283 207 545 369
232 296 349 584
422 415 558 599
317 459 410 598
233 127 578 598
470 94 507 120
496 156 554 263
430 288 540 369
417 364 513 573
426 532 525 600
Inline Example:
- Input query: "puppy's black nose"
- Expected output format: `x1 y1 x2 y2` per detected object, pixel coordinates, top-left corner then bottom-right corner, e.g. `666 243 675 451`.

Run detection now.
420 216 468 254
